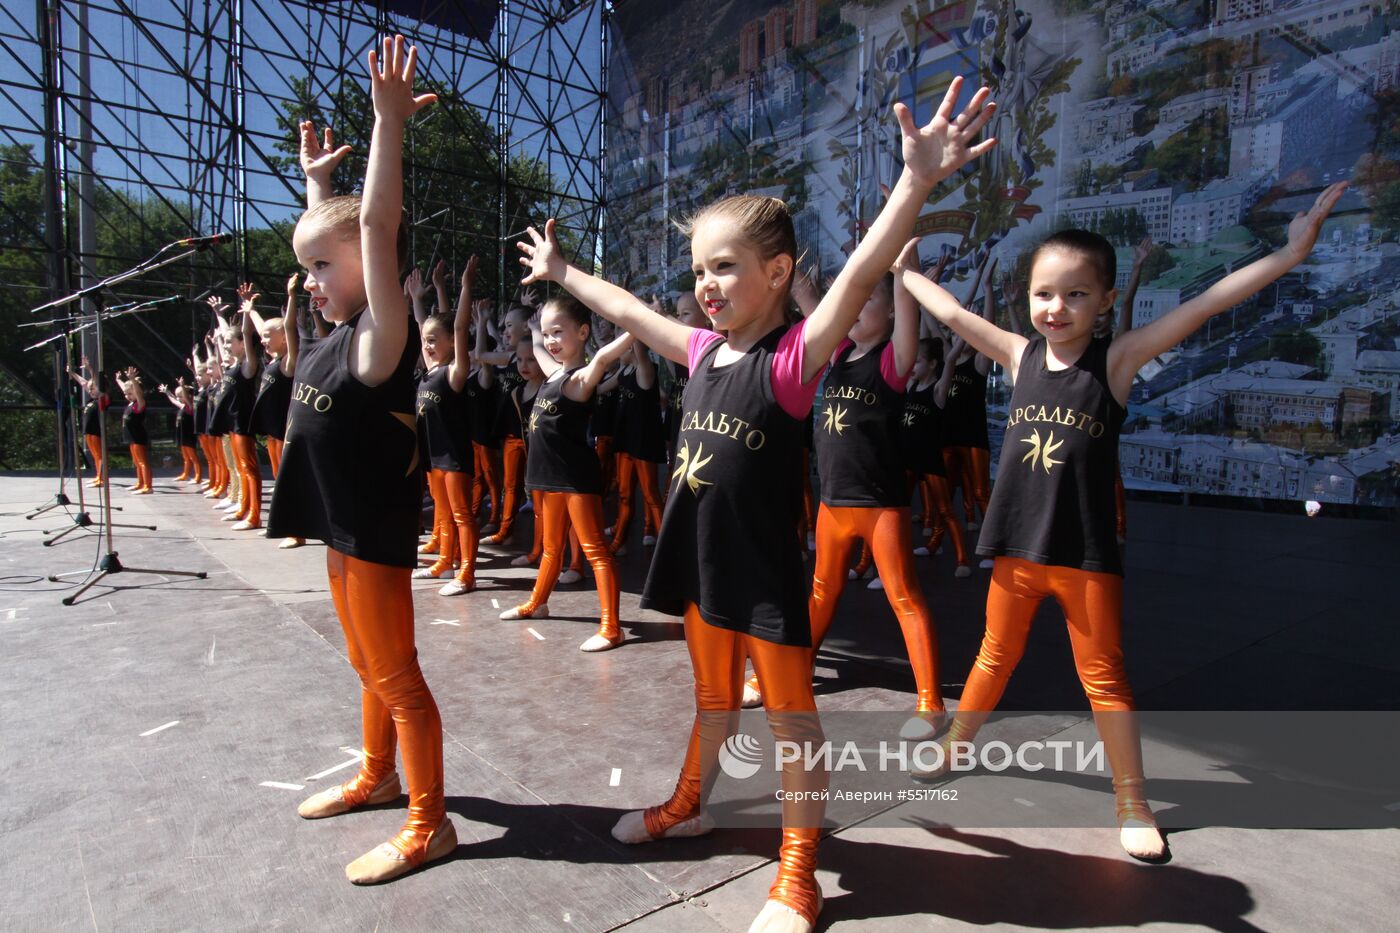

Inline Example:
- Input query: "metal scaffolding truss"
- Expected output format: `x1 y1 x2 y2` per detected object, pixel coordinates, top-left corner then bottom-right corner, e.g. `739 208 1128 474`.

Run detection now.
0 0 607 381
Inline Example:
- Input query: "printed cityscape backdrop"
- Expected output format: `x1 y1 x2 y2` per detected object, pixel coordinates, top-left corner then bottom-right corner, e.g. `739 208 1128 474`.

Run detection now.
603 0 1400 507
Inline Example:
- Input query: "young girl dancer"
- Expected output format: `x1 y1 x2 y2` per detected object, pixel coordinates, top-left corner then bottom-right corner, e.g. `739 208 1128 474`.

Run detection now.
191 363 213 489
267 39 454 883
158 379 199 483
607 339 666 552
193 345 228 500
940 257 993 532
413 258 482 597
902 333 969 572
112 367 152 494
249 277 304 548
222 285 264 531
517 78 996 932
204 327 242 514
482 303 532 545
899 182 1347 862
68 356 108 487
499 298 632 653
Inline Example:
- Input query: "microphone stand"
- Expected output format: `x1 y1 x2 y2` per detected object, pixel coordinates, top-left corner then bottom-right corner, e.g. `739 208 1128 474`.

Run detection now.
29 245 210 605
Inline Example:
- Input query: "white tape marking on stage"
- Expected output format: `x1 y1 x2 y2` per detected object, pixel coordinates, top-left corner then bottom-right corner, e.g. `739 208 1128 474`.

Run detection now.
491 598 500 609
609 768 621 787
0 607 26 622
306 751 364 781
140 720 180 737
92 621 120 627
431 618 460 626
527 627 545 641
260 781 305 791
1013 798 1035 807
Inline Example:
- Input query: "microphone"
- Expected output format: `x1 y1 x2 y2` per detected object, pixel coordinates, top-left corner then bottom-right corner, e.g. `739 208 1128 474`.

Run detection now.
173 232 234 250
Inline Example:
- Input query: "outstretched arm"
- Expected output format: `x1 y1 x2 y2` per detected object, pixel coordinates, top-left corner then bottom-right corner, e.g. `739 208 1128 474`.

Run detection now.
800 78 996 382
474 300 495 390
897 239 1027 382
1115 236 1152 337
238 283 260 380
447 257 478 393
431 260 450 320
518 221 694 366
283 274 301 378
1110 183 1347 399
358 35 437 387
563 332 635 402
891 249 920 379
933 334 962 408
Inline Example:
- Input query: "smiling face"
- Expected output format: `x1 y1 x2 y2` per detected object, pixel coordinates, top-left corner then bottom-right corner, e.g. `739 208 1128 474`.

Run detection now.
539 303 590 367
502 307 531 349
258 319 288 357
1027 248 1117 349
515 343 542 381
292 217 366 324
689 215 792 334
420 318 454 367
674 292 709 330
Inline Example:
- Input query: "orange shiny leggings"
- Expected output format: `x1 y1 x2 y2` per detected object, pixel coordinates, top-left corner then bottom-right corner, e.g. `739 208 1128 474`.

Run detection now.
176 444 196 480
85 433 106 486
324 549 445 859
128 443 152 491
521 491 618 637
610 453 664 550
525 490 583 572
204 436 227 494
230 433 262 526
811 504 944 712
942 445 991 527
490 437 526 541
914 471 968 565
425 468 478 584
471 442 502 526
647 605 825 925
946 556 1149 821
267 436 284 478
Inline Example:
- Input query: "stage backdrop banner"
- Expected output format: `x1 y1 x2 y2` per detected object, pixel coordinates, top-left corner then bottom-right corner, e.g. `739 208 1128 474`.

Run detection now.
603 0 1400 508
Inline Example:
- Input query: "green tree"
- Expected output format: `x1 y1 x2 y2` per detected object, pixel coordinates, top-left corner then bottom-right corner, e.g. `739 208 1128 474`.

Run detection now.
1145 110 1229 187
1271 329 1324 369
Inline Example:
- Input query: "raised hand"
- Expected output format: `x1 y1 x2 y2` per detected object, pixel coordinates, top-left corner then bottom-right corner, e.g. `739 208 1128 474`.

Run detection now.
517 218 567 285
518 284 540 308
299 120 352 180
892 237 921 276
368 34 436 124
286 272 299 295
431 259 447 288
1283 182 1347 264
236 282 259 311
894 75 996 186
1132 236 1154 267
461 254 478 289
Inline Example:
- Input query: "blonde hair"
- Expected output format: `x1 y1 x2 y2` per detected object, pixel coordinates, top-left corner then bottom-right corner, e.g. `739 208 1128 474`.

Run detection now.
299 195 409 275
679 195 797 288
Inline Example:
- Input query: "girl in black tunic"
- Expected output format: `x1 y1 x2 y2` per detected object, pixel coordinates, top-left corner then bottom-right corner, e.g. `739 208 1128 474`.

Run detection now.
606 340 667 553
113 366 152 493
67 356 108 487
903 334 969 572
897 183 1346 862
498 297 632 653
158 379 199 483
515 76 997 932
266 39 454 885
939 258 995 533
411 257 482 596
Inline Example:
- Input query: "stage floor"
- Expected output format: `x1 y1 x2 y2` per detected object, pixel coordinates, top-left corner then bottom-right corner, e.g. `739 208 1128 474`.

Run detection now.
1 472 1396 931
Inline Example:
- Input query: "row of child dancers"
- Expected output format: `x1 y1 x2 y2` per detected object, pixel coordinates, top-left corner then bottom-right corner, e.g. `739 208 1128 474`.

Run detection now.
103 38 1347 933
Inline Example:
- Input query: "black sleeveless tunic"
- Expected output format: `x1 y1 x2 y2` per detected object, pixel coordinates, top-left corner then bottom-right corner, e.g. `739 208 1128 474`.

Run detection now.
121 403 149 446
492 365 525 440
900 380 947 478
82 397 104 436
614 367 667 464
942 357 990 449
813 341 908 507
976 337 1125 575
228 368 258 436
176 406 195 447
206 374 235 436
524 368 601 495
254 359 293 440
642 327 810 646
665 362 689 454
466 373 500 449
266 311 423 567
193 388 209 436
592 383 618 441
417 365 473 473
